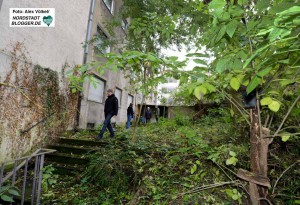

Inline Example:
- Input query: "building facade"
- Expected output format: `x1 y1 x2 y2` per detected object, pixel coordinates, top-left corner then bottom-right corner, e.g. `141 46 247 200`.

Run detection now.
0 0 133 161
78 0 135 129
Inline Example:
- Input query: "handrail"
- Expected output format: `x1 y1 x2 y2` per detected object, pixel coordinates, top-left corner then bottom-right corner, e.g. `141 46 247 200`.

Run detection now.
0 148 56 205
1 148 56 183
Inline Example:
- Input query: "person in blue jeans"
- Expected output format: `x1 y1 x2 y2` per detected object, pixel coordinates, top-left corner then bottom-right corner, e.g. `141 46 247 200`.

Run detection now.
126 103 134 129
96 89 118 140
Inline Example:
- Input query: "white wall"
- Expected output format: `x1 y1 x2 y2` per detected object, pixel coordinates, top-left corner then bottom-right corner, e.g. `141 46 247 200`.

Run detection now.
0 0 90 73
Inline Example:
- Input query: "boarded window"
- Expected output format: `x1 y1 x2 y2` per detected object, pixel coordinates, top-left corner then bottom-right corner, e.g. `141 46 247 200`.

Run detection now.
87 77 105 103
115 88 122 108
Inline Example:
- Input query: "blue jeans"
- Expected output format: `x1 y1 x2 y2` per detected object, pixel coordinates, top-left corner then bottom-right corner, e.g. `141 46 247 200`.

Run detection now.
126 115 132 129
98 113 114 138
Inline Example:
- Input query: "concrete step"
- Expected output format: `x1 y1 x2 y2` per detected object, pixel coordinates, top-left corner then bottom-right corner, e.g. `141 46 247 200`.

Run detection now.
45 152 89 165
44 135 109 175
47 144 94 155
44 161 85 175
57 137 108 147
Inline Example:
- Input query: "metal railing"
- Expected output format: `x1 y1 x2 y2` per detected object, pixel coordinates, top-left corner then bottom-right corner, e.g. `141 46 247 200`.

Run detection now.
0 148 56 205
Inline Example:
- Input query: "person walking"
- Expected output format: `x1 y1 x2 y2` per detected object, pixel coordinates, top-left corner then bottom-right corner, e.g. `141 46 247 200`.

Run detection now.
155 107 160 122
145 107 152 123
96 89 118 140
126 103 134 129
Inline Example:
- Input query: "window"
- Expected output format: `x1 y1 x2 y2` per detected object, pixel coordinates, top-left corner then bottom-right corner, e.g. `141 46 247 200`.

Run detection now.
121 18 128 30
87 77 105 103
127 94 133 107
94 26 110 54
115 88 122 108
103 0 114 14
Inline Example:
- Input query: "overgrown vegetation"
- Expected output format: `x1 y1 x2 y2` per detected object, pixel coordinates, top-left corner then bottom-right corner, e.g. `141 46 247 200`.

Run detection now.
43 109 299 204
66 0 300 203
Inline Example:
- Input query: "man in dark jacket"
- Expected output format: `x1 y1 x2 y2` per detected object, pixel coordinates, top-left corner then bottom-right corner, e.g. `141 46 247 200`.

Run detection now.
126 103 134 129
145 107 152 123
96 89 118 140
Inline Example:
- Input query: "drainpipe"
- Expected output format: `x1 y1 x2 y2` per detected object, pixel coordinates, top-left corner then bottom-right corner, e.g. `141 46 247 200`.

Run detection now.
75 0 95 129
83 0 95 64
0 0 3 12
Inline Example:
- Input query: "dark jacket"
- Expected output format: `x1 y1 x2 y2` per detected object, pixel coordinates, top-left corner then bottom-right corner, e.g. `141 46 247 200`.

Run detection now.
145 110 152 119
127 106 134 117
104 94 118 116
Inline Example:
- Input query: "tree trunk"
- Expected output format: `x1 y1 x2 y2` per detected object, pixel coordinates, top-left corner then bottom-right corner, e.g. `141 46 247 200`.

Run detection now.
249 109 271 205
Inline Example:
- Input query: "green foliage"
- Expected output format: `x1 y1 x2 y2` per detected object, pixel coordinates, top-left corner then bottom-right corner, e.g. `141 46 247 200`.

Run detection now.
223 188 243 204
191 0 300 114
41 165 58 201
0 185 20 203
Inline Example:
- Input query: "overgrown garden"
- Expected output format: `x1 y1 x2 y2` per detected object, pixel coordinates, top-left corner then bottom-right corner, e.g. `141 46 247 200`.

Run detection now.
1 0 299 204
42 108 298 204
64 0 299 204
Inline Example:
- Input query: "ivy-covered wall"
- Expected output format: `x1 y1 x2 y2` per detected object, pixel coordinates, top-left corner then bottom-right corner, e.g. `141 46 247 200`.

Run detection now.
0 43 78 162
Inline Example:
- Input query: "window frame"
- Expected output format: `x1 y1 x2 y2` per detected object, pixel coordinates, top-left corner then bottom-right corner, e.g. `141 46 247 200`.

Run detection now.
87 76 106 103
114 87 122 108
94 25 110 54
102 0 114 14
127 94 134 107
121 18 128 30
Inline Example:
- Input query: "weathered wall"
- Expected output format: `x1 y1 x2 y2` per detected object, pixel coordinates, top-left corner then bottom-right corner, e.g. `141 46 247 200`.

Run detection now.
79 0 135 128
0 0 90 162
0 48 78 162
0 0 90 73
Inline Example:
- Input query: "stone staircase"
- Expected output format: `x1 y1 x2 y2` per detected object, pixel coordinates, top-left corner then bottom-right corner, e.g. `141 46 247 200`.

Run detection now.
45 137 108 175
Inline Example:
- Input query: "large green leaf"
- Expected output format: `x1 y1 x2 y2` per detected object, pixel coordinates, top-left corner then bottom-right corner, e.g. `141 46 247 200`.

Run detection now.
230 77 240 91
226 20 239 38
194 85 207 100
268 28 291 42
220 12 230 22
233 58 243 71
186 53 209 58
293 16 300 25
268 100 281 112
193 59 208 65
246 76 261 94
147 53 158 61
280 79 296 86
226 156 238 166
8 189 20 196
281 135 290 142
1 195 14 202
243 44 270 69
229 151 237 157
269 2 297 14
278 6 300 17
208 0 227 15
190 164 197 174
202 82 216 92
260 97 273 105
255 0 271 13
216 58 229 73
228 5 244 17
215 25 227 43
257 67 272 77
